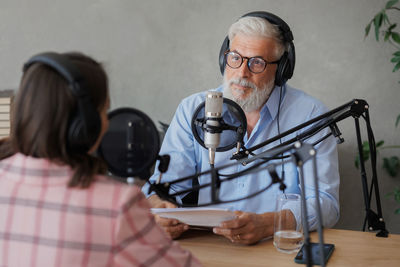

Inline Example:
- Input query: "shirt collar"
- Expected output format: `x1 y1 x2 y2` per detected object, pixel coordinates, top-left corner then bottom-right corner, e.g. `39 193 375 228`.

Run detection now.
259 84 286 121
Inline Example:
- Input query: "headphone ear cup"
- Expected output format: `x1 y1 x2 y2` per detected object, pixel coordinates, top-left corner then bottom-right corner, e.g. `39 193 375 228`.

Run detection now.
275 51 288 87
285 41 296 81
68 117 86 153
219 36 230 75
67 100 101 153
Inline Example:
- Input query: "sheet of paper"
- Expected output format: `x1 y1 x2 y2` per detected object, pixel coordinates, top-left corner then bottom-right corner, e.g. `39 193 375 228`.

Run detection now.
151 207 236 227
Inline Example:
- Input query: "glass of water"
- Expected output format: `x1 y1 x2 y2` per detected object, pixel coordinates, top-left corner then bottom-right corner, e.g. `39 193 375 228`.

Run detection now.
273 193 304 254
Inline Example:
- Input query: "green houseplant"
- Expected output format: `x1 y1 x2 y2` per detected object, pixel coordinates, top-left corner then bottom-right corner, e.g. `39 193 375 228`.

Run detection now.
359 0 400 214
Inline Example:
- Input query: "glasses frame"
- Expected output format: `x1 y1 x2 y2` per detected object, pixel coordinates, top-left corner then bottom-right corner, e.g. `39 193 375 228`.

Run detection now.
224 50 280 74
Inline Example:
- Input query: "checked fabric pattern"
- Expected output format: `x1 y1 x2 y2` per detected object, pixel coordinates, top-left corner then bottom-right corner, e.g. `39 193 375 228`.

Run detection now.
0 153 201 267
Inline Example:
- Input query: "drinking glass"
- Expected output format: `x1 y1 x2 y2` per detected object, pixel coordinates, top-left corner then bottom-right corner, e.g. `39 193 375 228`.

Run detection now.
273 193 304 254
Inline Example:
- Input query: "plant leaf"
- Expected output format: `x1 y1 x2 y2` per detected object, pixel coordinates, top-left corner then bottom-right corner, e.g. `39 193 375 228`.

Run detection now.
383 156 400 177
355 141 372 169
394 51 400 57
388 23 397 31
365 23 372 37
374 12 383 40
386 0 399 9
383 13 389 25
396 113 400 127
391 56 400 62
355 156 360 169
376 140 385 147
392 32 400 44
385 31 391 41
363 142 371 162
395 208 400 214
393 61 400 72
394 188 400 202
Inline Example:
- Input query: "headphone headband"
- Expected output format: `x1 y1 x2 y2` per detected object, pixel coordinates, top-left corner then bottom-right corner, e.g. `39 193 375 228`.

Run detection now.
23 52 87 97
240 11 293 42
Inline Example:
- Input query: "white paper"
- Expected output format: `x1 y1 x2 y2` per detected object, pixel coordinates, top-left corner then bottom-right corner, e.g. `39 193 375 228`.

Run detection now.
151 207 236 227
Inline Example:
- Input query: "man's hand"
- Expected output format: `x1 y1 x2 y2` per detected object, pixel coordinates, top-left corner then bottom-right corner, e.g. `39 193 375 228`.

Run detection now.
212 211 275 245
147 195 189 239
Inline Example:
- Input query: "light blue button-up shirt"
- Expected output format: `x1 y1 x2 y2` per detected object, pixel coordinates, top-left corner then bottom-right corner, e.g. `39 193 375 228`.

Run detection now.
143 84 340 230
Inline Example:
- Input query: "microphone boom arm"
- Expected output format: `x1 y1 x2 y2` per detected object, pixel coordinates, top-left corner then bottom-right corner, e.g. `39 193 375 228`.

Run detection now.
232 99 367 160
231 99 388 237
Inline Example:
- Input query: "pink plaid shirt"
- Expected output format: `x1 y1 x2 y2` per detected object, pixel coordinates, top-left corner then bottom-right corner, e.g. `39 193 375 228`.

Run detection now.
0 153 201 267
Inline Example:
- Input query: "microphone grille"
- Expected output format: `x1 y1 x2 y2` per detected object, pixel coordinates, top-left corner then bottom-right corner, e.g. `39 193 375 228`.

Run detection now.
205 91 223 118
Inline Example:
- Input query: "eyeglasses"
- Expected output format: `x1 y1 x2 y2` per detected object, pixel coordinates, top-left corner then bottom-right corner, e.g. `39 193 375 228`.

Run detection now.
224 51 280 74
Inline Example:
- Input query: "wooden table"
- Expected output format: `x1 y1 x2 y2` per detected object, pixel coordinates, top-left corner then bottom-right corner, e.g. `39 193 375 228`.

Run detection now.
178 228 400 266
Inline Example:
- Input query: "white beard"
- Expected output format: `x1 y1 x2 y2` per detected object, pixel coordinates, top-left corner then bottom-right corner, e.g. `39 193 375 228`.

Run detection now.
223 76 275 113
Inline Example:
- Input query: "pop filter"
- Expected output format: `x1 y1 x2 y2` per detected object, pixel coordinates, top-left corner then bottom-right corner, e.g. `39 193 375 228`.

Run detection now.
191 98 247 152
97 107 160 180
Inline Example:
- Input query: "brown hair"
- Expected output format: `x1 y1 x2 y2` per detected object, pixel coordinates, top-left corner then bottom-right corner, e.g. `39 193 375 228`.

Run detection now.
0 52 109 188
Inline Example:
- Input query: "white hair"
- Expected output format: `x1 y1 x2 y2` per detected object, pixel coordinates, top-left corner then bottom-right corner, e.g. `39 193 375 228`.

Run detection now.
228 16 286 58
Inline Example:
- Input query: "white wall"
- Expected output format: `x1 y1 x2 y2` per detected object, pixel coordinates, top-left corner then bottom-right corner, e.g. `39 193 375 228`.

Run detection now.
1 0 399 233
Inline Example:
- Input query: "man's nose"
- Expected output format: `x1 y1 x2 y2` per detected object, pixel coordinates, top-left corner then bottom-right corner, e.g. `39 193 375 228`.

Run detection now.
236 59 251 78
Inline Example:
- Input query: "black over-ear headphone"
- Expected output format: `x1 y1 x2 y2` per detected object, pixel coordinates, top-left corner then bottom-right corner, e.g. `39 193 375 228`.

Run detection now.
23 52 101 153
219 11 296 86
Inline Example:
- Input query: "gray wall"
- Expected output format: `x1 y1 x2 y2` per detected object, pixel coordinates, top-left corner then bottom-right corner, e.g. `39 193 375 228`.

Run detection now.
1 0 399 233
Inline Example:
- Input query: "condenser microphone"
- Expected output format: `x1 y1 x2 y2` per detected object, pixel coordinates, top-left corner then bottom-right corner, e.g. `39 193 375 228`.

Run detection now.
204 91 223 165
191 93 247 163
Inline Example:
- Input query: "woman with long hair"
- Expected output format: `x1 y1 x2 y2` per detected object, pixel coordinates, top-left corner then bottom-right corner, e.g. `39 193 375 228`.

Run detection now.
0 52 200 267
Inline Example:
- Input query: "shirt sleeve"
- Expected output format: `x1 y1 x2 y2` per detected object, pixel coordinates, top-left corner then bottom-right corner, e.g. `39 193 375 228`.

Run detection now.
113 186 202 267
300 103 340 230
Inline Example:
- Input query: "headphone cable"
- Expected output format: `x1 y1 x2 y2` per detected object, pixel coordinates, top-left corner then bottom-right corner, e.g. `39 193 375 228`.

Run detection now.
277 85 285 188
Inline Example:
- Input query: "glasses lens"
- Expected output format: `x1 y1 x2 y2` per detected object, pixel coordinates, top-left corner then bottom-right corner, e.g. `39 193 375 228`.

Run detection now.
249 58 266 73
226 52 242 68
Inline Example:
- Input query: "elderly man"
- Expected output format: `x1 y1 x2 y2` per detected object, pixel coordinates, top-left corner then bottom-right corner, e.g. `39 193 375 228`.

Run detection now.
143 11 340 245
